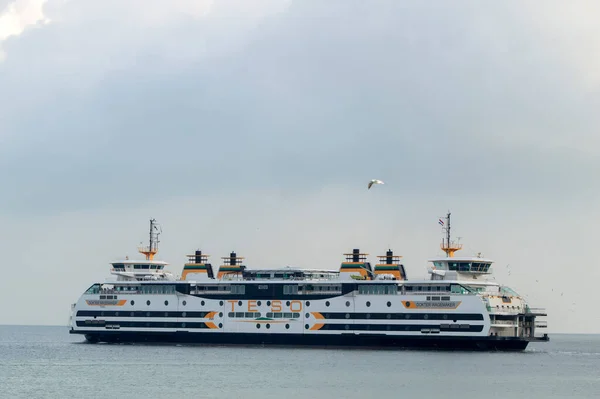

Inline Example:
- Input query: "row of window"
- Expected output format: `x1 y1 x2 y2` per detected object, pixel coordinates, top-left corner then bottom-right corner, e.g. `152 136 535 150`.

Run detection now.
191 283 461 295
312 312 483 321
129 299 188 306
266 312 300 319
112 264 166 270
256 323 290 329
77 310 220 318
228 312 261 318
432 261 491 273
87 283 473 296
311 324 483 332
358 285 397 295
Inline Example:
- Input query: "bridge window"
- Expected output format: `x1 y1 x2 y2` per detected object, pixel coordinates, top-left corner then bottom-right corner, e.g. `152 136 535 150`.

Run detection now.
458 263 471 272
84 284 101 294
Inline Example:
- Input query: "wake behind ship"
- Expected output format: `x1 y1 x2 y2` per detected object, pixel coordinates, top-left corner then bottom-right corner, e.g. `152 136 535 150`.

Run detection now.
69 213 549 351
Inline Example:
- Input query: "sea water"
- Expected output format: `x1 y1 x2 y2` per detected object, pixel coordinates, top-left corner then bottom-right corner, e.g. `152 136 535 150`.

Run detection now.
0 326 598 398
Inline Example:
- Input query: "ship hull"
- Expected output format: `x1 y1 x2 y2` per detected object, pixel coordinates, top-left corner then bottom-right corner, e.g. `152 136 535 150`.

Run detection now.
72 329 546 351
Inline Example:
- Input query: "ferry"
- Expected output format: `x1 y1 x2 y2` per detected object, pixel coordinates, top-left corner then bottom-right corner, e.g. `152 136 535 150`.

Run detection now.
69 213 549 351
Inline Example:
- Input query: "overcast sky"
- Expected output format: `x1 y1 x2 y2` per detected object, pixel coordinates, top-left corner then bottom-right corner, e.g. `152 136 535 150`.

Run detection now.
1 0 599 333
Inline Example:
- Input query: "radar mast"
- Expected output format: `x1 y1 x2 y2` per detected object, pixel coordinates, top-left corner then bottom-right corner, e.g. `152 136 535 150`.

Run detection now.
440 211 462 258
138 218 161 260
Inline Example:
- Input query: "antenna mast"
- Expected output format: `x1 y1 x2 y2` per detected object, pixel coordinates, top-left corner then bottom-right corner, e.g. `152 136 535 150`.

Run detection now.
139 218 161 260
446 211 451 254
440 210 462 258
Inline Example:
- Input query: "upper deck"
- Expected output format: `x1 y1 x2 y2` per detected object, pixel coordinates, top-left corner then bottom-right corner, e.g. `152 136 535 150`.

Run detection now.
241 268 340 281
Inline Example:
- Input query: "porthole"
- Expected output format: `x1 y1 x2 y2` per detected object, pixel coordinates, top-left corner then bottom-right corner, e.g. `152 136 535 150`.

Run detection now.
386 325 391 331
345 325 350 330
164 312 168 317
219 301 224 306
453 320 457 323
146 300 151 306
286 301 290 306
405 314 410 319
366 313 371 319
266 324 271 329
201 301 205 306
285 324 290 329
219 312 223 317
182 312 187 317
346 301 351 307
218 323 223 328
305 301 310 307
256 324 261 329
146 312 150 317
257 301 262 306
387 301 391 307
181 322 186 328
114 312 119 317
238 301 242 306
130 300 135 306
130 312 134 317
164 300 169 306
404 301 411 307
386 314 391 319
305 324 309 330
366 301 371 307
443 314 448 320
305 313 310 318
100 311 104 317
267 301 271 306
424 314 429 320
345 313 350 319
325 301 330 307
182 300 187 306
146 322 151 327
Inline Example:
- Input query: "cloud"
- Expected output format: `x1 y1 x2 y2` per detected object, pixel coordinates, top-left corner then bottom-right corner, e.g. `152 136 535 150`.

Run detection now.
0 0 49 60
0 0 49 41
1 0 598 214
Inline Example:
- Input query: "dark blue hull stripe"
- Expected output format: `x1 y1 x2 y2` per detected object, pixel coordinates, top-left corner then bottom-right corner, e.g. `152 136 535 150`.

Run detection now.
71 330 544 351
318 312 484 321
76 310 484 321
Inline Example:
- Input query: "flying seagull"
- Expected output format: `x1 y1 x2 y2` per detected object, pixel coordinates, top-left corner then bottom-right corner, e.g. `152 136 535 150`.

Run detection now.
368 179 385 189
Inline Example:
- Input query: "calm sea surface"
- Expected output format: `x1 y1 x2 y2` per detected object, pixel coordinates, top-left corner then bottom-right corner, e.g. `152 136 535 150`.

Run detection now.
0 326 598 398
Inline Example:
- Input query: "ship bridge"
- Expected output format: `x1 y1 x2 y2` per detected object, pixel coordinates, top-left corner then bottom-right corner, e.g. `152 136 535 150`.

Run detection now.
428 212 493 282
427 256 494 281
109 219 174 281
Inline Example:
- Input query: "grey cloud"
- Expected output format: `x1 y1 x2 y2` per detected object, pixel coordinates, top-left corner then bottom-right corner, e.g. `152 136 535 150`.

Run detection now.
1 0 599 217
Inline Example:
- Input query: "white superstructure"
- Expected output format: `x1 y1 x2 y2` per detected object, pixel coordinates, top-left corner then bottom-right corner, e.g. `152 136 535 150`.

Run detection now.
69 214 549 350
